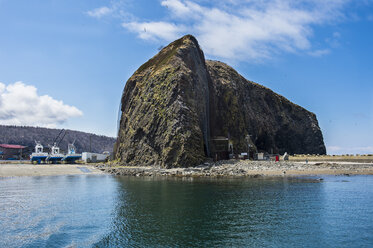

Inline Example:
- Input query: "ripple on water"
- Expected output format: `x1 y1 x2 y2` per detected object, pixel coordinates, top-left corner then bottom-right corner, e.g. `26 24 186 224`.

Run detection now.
1 175 373 247
0 175 118 248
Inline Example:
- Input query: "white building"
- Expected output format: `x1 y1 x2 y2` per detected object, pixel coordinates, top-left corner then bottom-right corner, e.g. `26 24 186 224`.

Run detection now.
82 152 109 163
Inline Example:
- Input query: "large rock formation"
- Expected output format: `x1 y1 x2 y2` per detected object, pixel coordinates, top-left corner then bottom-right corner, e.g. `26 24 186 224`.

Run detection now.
115 35 326 168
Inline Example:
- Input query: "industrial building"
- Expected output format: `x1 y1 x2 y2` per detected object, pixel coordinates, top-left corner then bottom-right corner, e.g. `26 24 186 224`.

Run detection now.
0 144 27 160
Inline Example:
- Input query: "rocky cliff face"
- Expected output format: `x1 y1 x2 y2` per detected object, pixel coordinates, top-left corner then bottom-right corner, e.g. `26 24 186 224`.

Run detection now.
115 35 326 168
207 60 325 155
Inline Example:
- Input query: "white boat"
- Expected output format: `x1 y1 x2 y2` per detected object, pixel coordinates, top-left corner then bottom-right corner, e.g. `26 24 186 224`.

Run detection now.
46 143 64 163
30 142 48 164
62 142 81 163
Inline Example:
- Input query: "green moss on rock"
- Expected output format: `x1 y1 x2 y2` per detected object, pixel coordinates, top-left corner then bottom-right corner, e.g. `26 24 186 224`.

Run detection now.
115 35 326 168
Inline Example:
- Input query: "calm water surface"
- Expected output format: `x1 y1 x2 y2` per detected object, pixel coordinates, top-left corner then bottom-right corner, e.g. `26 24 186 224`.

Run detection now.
0 175 372 247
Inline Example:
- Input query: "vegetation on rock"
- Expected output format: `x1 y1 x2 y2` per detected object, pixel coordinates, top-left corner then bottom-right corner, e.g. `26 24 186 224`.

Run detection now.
116 35 326 168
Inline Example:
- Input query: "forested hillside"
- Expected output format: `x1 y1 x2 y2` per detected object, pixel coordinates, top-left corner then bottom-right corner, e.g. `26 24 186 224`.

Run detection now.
0 125 116 155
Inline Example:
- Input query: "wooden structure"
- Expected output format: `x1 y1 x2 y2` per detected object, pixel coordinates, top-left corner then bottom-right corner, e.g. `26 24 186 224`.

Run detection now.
210 136 231 161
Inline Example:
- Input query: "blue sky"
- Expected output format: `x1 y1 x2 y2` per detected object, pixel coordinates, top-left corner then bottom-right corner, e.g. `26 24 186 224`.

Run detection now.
0 0 372 155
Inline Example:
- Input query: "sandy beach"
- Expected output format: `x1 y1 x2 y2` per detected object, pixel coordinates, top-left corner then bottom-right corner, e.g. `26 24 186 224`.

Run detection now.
0 163 104 177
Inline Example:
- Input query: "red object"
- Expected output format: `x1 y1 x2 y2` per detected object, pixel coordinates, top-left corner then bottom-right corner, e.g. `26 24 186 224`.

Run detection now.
0 144 26 149
275 155 279 162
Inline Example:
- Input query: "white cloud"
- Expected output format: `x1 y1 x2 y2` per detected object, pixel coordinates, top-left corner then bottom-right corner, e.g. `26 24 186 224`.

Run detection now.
308 49 331 57
161 0 203 19
333 31 341 38
327 146 373 155
0 82 83 127
117 0 354 61
122 21 185 41
86 6 112 18
86 0 135 20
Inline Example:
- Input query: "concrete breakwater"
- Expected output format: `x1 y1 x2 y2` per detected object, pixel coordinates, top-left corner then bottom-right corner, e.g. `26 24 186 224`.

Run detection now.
97 160 373 177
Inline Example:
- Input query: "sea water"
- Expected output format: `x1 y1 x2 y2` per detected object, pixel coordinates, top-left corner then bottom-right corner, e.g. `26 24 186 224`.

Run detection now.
0 175 372 247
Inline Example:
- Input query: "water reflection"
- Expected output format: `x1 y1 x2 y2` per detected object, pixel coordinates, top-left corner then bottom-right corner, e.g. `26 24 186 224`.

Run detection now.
1 175 372 248
95 177 326 247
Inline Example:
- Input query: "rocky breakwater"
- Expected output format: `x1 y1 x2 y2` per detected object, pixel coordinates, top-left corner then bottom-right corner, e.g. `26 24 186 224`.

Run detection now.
115 34 326 168
97 161 373 177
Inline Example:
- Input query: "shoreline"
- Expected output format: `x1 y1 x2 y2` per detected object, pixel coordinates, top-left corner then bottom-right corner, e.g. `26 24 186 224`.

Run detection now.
1 160 372 178
98 160 373 178
0 164 104 177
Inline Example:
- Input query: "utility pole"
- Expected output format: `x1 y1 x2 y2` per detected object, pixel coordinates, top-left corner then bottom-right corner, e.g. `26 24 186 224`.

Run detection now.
89 135 92 153
246 134 252 159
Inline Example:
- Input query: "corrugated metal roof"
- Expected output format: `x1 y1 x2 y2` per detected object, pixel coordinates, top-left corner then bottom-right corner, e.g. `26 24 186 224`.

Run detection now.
0 144 27 149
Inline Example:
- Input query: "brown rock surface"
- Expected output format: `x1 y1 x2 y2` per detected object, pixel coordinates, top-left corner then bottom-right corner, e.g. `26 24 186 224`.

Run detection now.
207 60 326 155
115 35 326 168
